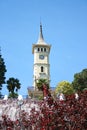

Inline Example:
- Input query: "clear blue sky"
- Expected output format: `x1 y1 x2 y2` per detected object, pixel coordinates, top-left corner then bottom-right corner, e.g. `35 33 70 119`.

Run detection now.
0 0 87 95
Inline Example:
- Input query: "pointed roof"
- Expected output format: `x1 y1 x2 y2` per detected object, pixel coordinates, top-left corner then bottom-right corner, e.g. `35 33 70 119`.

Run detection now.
39 23 44 41
32 23 51 53
37 23 47 44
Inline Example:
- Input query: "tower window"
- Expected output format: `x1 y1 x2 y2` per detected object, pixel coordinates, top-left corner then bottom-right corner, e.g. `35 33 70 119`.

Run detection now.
41 66 44 72
41 48 43 52
44 48 46 52
38 48 40 52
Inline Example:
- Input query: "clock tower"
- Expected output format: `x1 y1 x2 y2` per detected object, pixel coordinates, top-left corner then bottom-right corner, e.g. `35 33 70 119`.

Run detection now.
32 24 51 89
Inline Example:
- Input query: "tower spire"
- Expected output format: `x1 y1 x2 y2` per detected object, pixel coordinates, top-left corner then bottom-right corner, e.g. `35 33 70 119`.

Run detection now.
38 23 44 43
40 22 44 39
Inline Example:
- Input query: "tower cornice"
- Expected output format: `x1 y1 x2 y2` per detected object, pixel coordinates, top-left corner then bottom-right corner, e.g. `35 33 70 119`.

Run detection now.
34 63 50 66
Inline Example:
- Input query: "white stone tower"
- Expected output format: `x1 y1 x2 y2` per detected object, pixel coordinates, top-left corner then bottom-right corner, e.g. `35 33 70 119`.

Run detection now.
32 24 51 89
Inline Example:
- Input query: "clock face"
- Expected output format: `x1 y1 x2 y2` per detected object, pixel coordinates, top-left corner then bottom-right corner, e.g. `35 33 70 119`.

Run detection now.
39 55 44 59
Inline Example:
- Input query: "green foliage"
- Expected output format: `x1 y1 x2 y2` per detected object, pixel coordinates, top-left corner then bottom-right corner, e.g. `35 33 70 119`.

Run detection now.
36 79 49 90
38 95 43 100
7 77 21 98
72 69 87 92
55 81 74 95
8 92 18 98
0 54 7 96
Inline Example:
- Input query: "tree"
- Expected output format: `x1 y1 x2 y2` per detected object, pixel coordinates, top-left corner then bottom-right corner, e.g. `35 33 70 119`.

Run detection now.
36 79 49 91
55 81 74 95
7 77 21 98
0 52 7 96
72 69 87 92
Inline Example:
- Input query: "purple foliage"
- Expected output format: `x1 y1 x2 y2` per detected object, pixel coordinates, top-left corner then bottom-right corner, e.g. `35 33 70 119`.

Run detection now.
0 90 87 130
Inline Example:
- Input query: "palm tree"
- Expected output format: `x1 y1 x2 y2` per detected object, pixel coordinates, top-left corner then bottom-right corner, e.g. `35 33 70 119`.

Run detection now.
36 79 49 91
7 77 21 98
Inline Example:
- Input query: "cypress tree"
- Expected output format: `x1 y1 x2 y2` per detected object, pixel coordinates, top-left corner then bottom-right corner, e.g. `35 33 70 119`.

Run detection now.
0 48 7 96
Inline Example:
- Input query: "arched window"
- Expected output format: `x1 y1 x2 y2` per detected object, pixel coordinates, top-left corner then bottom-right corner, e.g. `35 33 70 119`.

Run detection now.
41 48 43 52
38 48 40 52
41 66 44 72
44 48 46 52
